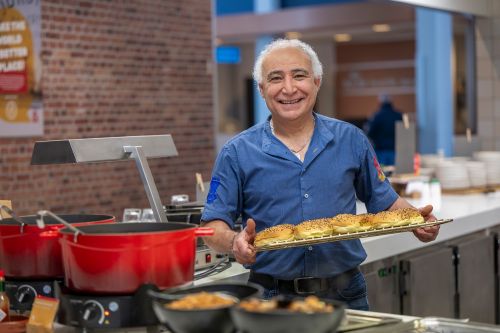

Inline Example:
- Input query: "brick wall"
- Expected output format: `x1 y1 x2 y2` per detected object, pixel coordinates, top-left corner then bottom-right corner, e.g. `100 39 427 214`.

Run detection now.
0 0 215 218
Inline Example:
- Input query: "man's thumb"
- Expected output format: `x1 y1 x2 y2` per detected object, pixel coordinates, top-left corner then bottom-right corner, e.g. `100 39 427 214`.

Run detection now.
245 218 256 236
418 204 433 216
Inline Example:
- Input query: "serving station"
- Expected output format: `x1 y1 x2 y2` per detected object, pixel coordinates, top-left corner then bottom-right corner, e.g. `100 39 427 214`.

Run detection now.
2 135 500 332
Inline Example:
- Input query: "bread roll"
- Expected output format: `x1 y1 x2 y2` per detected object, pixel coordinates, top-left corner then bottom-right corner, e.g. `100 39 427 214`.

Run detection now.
329 214 360 234
294 219 333 239
254 224 295 247
371 208 425 228
370 210 399 228
355 214 374 232
393 208 424 226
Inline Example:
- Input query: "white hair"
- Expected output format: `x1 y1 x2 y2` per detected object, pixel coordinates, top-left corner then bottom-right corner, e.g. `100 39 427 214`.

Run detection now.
252 39 323 85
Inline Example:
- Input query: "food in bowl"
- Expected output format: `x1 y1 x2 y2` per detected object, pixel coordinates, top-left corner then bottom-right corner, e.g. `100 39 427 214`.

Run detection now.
165 291 237 310
239 296 334 313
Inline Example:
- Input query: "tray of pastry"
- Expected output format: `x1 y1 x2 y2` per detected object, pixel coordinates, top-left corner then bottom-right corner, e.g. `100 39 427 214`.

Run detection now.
255 208 453 252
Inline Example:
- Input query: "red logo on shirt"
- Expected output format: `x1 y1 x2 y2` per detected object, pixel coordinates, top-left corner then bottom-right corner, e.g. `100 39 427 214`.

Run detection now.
373 157 386 182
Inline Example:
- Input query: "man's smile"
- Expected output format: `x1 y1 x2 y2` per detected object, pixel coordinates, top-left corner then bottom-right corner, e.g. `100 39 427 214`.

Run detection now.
279 98 304 104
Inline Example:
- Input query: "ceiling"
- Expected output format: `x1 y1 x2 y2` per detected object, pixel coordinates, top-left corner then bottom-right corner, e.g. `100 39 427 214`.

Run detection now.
216 1 470 45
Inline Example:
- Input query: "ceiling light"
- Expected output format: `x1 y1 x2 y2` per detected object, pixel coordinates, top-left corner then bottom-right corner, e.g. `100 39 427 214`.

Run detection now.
334 33 352 42
286 32 302 39
372 24 391 32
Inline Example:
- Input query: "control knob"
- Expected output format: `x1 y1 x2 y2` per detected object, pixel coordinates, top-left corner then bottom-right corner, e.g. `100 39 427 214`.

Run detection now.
81 300 105 325
15 285 37 305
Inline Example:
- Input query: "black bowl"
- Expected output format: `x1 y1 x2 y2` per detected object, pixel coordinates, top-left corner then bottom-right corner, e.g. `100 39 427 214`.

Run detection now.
149 282 262 333
230 297 346 333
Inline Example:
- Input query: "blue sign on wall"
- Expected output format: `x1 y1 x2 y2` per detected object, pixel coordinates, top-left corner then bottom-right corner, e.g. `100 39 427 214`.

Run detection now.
216 46 241 64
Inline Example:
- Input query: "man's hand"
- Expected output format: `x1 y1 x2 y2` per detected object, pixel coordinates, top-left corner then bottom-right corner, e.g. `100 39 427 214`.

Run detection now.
232 218 257 265
412 204 440 242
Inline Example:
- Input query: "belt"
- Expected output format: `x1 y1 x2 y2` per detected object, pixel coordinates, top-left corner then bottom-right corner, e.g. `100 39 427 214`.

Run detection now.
249 267 360 295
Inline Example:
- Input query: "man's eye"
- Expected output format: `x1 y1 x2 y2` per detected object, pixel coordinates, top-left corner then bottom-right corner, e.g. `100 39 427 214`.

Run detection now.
269 76 282 82
294 74 307 79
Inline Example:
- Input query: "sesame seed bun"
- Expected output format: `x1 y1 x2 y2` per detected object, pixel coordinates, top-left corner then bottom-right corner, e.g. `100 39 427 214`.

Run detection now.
370 210 398 228
294 218 333 239
355 213 375 232
328 214 360 234
392 208 424 226
254 224 295 247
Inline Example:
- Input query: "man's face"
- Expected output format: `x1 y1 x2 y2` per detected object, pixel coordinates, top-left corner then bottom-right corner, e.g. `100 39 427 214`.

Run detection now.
259 47 321 122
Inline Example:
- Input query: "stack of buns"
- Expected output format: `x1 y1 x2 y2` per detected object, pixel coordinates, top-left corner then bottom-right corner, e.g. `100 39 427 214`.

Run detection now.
254 207 425 247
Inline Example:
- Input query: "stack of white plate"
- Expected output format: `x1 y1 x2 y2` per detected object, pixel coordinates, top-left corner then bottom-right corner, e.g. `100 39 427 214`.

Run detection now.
435 161 470 190
421 154 444 169
473 151 500 186
446 156 470 163
465 161 487 188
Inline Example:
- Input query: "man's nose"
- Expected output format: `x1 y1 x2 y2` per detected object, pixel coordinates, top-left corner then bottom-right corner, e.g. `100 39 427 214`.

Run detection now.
281 76 296 94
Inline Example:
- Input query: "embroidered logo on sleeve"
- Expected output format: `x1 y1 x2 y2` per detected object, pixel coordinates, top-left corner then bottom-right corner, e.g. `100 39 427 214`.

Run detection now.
373 156 386 182
207 177 221 203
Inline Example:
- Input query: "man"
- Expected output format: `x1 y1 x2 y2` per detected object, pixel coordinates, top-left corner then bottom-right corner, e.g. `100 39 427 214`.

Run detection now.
367 94 403 166
201 39 439 310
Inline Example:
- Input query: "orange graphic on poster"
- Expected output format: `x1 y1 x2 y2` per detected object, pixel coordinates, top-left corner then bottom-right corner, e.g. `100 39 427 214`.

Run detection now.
0 7 36 123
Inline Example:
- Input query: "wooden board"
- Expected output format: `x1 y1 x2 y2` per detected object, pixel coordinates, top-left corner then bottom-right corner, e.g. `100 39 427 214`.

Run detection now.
442 186 494 195
0 200 12 218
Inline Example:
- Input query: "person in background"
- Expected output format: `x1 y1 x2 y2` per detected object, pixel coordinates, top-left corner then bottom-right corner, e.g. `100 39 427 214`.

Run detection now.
366 95 403 166
201 39 439 310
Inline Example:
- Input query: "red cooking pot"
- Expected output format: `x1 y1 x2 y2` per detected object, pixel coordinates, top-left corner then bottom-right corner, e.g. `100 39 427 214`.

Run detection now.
58 222 214 294
0 214 115 278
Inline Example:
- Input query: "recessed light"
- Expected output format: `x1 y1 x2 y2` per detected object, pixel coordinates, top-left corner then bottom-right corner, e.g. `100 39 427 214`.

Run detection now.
372 24 391 32
286 32 302 39
334 33 352 42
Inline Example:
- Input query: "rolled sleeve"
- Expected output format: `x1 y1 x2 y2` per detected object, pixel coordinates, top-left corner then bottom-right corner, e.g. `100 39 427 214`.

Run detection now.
200 145 242 229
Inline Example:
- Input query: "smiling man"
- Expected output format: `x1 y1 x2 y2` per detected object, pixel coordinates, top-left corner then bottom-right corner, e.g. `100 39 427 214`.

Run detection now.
201 39 439 310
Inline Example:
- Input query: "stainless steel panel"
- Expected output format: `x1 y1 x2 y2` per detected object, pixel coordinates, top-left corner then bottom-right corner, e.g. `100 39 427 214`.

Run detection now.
395 121 415 173
31 135 178 164
399 246 455 318
361 258 400 314
456 234 496 324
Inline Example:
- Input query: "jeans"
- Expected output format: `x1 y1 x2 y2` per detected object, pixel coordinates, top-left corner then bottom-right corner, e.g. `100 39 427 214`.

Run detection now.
259 271 369 311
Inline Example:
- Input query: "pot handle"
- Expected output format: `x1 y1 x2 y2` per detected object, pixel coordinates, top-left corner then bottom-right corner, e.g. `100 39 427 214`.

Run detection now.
194 227 214 237
37 210 85 242
0 205 27 233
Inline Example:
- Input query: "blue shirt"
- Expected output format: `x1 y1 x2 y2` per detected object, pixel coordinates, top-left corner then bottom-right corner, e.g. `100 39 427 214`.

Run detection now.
202 113 399 279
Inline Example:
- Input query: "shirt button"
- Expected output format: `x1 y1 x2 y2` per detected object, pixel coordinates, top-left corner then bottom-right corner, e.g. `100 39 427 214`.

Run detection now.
304 193 309 198
308 246 313 251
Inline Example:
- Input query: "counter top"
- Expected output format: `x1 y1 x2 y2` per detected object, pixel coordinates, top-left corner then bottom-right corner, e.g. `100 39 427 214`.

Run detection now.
200 192 500 281
360 192 500 263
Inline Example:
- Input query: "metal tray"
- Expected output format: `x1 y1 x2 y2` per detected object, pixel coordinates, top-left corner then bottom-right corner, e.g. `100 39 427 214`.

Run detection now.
256 219 453 252
414 317 500 333
338 311 402 332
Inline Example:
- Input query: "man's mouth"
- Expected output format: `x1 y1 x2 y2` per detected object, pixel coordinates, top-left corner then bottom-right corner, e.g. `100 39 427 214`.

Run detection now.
279 98 303 104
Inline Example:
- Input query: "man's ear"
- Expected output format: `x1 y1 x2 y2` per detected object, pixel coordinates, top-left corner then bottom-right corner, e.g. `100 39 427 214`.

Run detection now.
258 83 264 97
314 77 321 88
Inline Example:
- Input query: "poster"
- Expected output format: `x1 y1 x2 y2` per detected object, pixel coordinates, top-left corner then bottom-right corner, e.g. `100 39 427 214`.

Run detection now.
0 0 42 137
